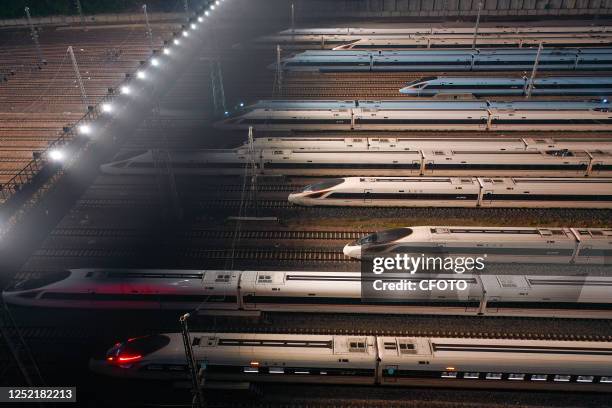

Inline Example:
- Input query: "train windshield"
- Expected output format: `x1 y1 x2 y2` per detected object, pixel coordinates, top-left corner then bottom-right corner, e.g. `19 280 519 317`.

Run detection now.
4 270 71 292
356 228 413 245
106 334 171 363
299 178 345 192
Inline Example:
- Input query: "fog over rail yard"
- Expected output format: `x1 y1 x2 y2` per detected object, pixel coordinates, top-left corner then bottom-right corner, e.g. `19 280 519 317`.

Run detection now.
1 1 612 407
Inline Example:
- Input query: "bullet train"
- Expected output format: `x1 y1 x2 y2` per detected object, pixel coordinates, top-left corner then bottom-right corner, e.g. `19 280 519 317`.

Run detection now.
6 269 612 319
90 332 612 392
246 136 612 152
343 226 612 263
258 26 612 46
100 148 612 177
333 36 612 50
399 76 612 97
217 100 612 131
277 48 612 72
276 26 612 37
288 177 612 209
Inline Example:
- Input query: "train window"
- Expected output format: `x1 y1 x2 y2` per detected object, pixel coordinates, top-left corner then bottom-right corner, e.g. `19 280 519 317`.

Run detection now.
356 228 412 245
464 372 480 379
4 270 71 292
591 230 604 236
269 367 285 374
258 275 273 283
531 374 548 381
441 371 458 378
383 342 397 350
486 373 502 380
434 151 445 155
243 367 259 373
298 178 345 193
601 377 612 383
508 373 525 380
349 339 367 352
398 341 416 354
577 375 594 383
215 274 231 283
554 375 571 382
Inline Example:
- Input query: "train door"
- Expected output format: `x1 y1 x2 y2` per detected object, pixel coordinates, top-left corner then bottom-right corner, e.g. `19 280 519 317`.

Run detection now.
423 160 434 175
242 292 257 310
364 189 372 203
483 190 493 205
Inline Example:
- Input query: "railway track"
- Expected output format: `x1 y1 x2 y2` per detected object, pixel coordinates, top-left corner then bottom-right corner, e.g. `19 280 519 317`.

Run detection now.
31 247 353 262
51 228 370 241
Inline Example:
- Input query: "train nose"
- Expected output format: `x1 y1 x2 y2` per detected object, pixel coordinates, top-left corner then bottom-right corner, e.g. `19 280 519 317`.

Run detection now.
287 193 302 205
343 244 362 259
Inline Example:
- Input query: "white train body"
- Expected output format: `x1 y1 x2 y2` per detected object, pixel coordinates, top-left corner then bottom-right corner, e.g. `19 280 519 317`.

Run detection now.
288 177 612 209
217 100 612 131
278 48 612 72
249 136 612 152
399 76 612 97
6 269 612 319
334 36 612 50
101 148 612 177
343 226 612 265
90 332 612 391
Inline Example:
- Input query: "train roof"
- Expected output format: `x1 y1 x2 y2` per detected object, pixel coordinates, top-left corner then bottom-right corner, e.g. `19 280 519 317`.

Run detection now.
247 99 609 111
406 76 612 86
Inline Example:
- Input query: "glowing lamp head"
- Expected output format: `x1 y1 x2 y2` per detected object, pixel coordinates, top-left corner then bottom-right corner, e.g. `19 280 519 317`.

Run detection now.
173 39 180 46
182 30 189 37
239 102 245 107
215 0 220 5
136 70 146 80
197 16 203 22
150 58 159 67
162 47 170 55
604 98 609 104
210 5 215 10
120 85 131 95
78 124 91 135
224 111 229 116
205 10 210 16
101 103 113 113
49 149 64 162
190 23 196 29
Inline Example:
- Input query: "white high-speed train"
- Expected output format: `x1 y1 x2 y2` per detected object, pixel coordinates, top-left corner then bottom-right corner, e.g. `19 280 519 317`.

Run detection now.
288 177 612 209
399 76 612 97
217 100 612 131
91 332 612 392
246 136 612 152
5 269 612 319
333 36 612 50
277 48 612 72
100 148 612 177
343 226 612 263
